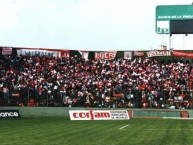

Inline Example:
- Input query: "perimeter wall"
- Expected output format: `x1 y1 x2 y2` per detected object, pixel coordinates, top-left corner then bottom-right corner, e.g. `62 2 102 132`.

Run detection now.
1 107 193 118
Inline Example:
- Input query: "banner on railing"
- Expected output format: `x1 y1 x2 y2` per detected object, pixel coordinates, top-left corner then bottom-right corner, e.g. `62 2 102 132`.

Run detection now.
60 50 70 58
147 50 171 57
133 51 145 57
124 51 132 59
78 50 89 60
2 47 12 55
173 50 193 58
16 48 70 58
95 51 117 60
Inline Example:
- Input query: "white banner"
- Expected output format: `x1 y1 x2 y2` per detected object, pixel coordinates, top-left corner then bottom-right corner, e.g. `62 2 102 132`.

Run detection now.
17 49 61 57
69 110 130 120
174 96 183 102
78 50 89 60
147 50 171 57
124 51 132 59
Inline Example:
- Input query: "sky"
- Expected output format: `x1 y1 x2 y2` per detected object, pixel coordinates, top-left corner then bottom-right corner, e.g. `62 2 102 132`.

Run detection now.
0 0 193 51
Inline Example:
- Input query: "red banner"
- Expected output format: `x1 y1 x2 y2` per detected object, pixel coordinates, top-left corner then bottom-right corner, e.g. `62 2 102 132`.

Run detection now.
2 47 12 55
173 50 193 58
60 50 70 58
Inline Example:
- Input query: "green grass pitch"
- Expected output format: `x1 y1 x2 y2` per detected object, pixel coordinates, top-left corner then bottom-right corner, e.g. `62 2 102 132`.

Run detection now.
0 117 193 145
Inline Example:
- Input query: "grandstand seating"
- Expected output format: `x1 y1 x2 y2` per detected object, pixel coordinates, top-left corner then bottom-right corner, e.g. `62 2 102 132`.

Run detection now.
0 54 193 109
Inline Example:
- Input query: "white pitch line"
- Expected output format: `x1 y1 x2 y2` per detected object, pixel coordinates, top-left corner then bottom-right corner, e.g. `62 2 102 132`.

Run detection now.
119 125 130 130
163 117 193 120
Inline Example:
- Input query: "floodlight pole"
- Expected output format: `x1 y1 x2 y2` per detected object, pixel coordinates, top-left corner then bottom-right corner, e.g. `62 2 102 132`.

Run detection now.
164 33 172 109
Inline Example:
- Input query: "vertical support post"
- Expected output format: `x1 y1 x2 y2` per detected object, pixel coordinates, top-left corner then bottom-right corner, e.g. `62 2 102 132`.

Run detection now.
169 34 172 51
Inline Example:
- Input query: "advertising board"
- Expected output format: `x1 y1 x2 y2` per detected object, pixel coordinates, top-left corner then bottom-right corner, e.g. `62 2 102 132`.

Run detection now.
69 110 130 120
0 110 20 118
156 5 193 34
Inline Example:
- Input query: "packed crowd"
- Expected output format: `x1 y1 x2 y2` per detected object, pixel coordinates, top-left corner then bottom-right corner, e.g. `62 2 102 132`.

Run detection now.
0 55 193 109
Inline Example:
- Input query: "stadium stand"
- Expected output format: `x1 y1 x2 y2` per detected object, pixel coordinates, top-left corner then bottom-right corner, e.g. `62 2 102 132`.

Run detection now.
0 52 193 109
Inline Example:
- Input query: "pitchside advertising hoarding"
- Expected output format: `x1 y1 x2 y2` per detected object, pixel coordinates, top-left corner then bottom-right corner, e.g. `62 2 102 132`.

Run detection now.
69 110 131 120
0 110 20 118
